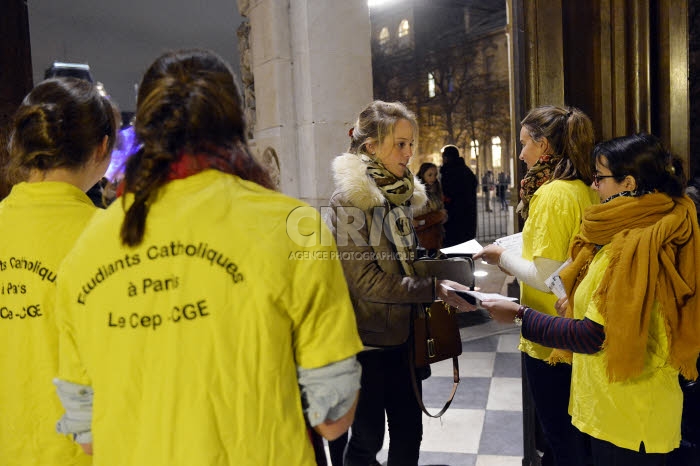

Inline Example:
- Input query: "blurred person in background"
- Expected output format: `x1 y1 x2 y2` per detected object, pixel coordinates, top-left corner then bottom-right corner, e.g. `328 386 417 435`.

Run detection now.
413 162 447 255
440 144 477 245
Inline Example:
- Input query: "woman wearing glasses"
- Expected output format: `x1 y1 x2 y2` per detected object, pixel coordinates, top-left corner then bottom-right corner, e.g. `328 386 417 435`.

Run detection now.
483 133 700 465
475 105 598 466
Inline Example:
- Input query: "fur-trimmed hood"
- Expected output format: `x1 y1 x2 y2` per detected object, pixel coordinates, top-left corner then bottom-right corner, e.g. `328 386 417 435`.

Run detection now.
331 152 427 213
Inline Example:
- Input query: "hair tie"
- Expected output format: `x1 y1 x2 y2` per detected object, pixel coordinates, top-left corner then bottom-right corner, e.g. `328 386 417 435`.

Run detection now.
348 127 354 138
566 110 573 118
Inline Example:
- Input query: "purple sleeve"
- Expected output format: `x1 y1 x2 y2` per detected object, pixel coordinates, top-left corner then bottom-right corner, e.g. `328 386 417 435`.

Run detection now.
521 308 605 354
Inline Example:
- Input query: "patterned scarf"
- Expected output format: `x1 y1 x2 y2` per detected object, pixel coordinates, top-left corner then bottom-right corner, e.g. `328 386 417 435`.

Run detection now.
548 193 700 382
517 154 562 220
363 155 416 275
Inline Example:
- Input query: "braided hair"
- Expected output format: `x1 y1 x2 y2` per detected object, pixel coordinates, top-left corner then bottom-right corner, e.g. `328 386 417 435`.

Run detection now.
120 49 273 246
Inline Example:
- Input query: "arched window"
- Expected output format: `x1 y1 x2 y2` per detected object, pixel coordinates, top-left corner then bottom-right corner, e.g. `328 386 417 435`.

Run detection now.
491 136 502 169
427 72 436 98
398 19 410 38
470 140 479 160
379 27 389 46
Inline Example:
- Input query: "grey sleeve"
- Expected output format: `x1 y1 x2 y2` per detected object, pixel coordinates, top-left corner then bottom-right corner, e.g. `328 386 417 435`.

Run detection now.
53 378 93 444
297 356 362 427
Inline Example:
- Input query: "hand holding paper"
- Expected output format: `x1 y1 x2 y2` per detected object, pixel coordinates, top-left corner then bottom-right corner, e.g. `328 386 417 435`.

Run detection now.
472 243 505 265
442 285 517 306
480 299 521 324
437 280 479 312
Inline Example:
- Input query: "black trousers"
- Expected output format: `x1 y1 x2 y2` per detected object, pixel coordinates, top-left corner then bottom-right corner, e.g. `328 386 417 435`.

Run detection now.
524 353 588 466
328 432 347 466
344 347 422 466
590 437 666 466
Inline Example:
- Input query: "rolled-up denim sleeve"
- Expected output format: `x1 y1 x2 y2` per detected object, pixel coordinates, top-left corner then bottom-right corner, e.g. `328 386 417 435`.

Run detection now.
297 356 362 427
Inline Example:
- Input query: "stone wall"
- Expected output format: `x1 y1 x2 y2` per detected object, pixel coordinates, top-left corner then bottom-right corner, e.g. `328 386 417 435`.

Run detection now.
236 0 373 207
236 20 256 142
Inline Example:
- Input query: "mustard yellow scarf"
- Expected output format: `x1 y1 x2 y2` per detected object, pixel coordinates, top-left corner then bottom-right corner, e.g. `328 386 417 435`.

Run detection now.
550 193 700 382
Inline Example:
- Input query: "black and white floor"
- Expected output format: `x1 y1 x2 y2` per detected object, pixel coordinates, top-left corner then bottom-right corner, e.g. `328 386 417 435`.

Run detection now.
378 324 523 466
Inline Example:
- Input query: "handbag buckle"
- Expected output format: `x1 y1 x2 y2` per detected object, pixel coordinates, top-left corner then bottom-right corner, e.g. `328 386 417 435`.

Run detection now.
427 338 436 358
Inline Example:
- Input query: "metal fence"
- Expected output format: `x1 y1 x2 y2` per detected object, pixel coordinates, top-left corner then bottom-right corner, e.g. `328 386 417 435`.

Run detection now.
475 187 515 244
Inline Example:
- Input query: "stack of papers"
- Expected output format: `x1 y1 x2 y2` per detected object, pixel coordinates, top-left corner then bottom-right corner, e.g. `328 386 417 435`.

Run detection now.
494 232 523 257
442 284 518 304
544 259 571 299
440 239 483 256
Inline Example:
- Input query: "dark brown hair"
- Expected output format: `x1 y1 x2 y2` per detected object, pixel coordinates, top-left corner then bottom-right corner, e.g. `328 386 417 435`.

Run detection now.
417 162 438 182
121 49 273 247
521 105 594 184
593 133 685 197
8 77 119 182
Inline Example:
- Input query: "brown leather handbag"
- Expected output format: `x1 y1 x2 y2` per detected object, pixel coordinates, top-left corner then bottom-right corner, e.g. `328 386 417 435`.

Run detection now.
412 257 472 369
409 301 462 418
413 301 462 368
409 257 474 417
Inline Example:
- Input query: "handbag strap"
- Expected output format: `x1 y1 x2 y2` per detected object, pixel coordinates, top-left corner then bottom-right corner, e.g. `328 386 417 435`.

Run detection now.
408 331 460 418
382 228 459 417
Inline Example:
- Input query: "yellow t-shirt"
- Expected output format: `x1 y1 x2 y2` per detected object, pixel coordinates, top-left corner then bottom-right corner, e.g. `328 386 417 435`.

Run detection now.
519 179 598 361
0 182 95 466
570 246 682 453
56 170 363 466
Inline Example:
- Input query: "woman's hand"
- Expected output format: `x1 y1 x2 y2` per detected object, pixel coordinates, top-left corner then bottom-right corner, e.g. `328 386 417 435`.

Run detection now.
436 279 478 313
554 296 569 317
473 244 506 266
480 299 520 324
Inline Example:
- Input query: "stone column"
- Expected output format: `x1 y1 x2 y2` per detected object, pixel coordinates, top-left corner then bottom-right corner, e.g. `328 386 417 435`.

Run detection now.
238 0 373 207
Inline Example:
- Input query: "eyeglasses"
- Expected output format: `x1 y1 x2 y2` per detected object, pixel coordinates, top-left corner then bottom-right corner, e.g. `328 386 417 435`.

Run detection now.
592 173 616 187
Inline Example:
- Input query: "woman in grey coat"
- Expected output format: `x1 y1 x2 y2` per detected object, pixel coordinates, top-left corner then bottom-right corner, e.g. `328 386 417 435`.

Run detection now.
325 100 473 466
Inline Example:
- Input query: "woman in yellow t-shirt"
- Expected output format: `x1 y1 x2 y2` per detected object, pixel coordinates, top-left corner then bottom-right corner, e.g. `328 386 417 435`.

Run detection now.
53 49 364 466
0 77 118 465
483 133 700 465
475 105 597 466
